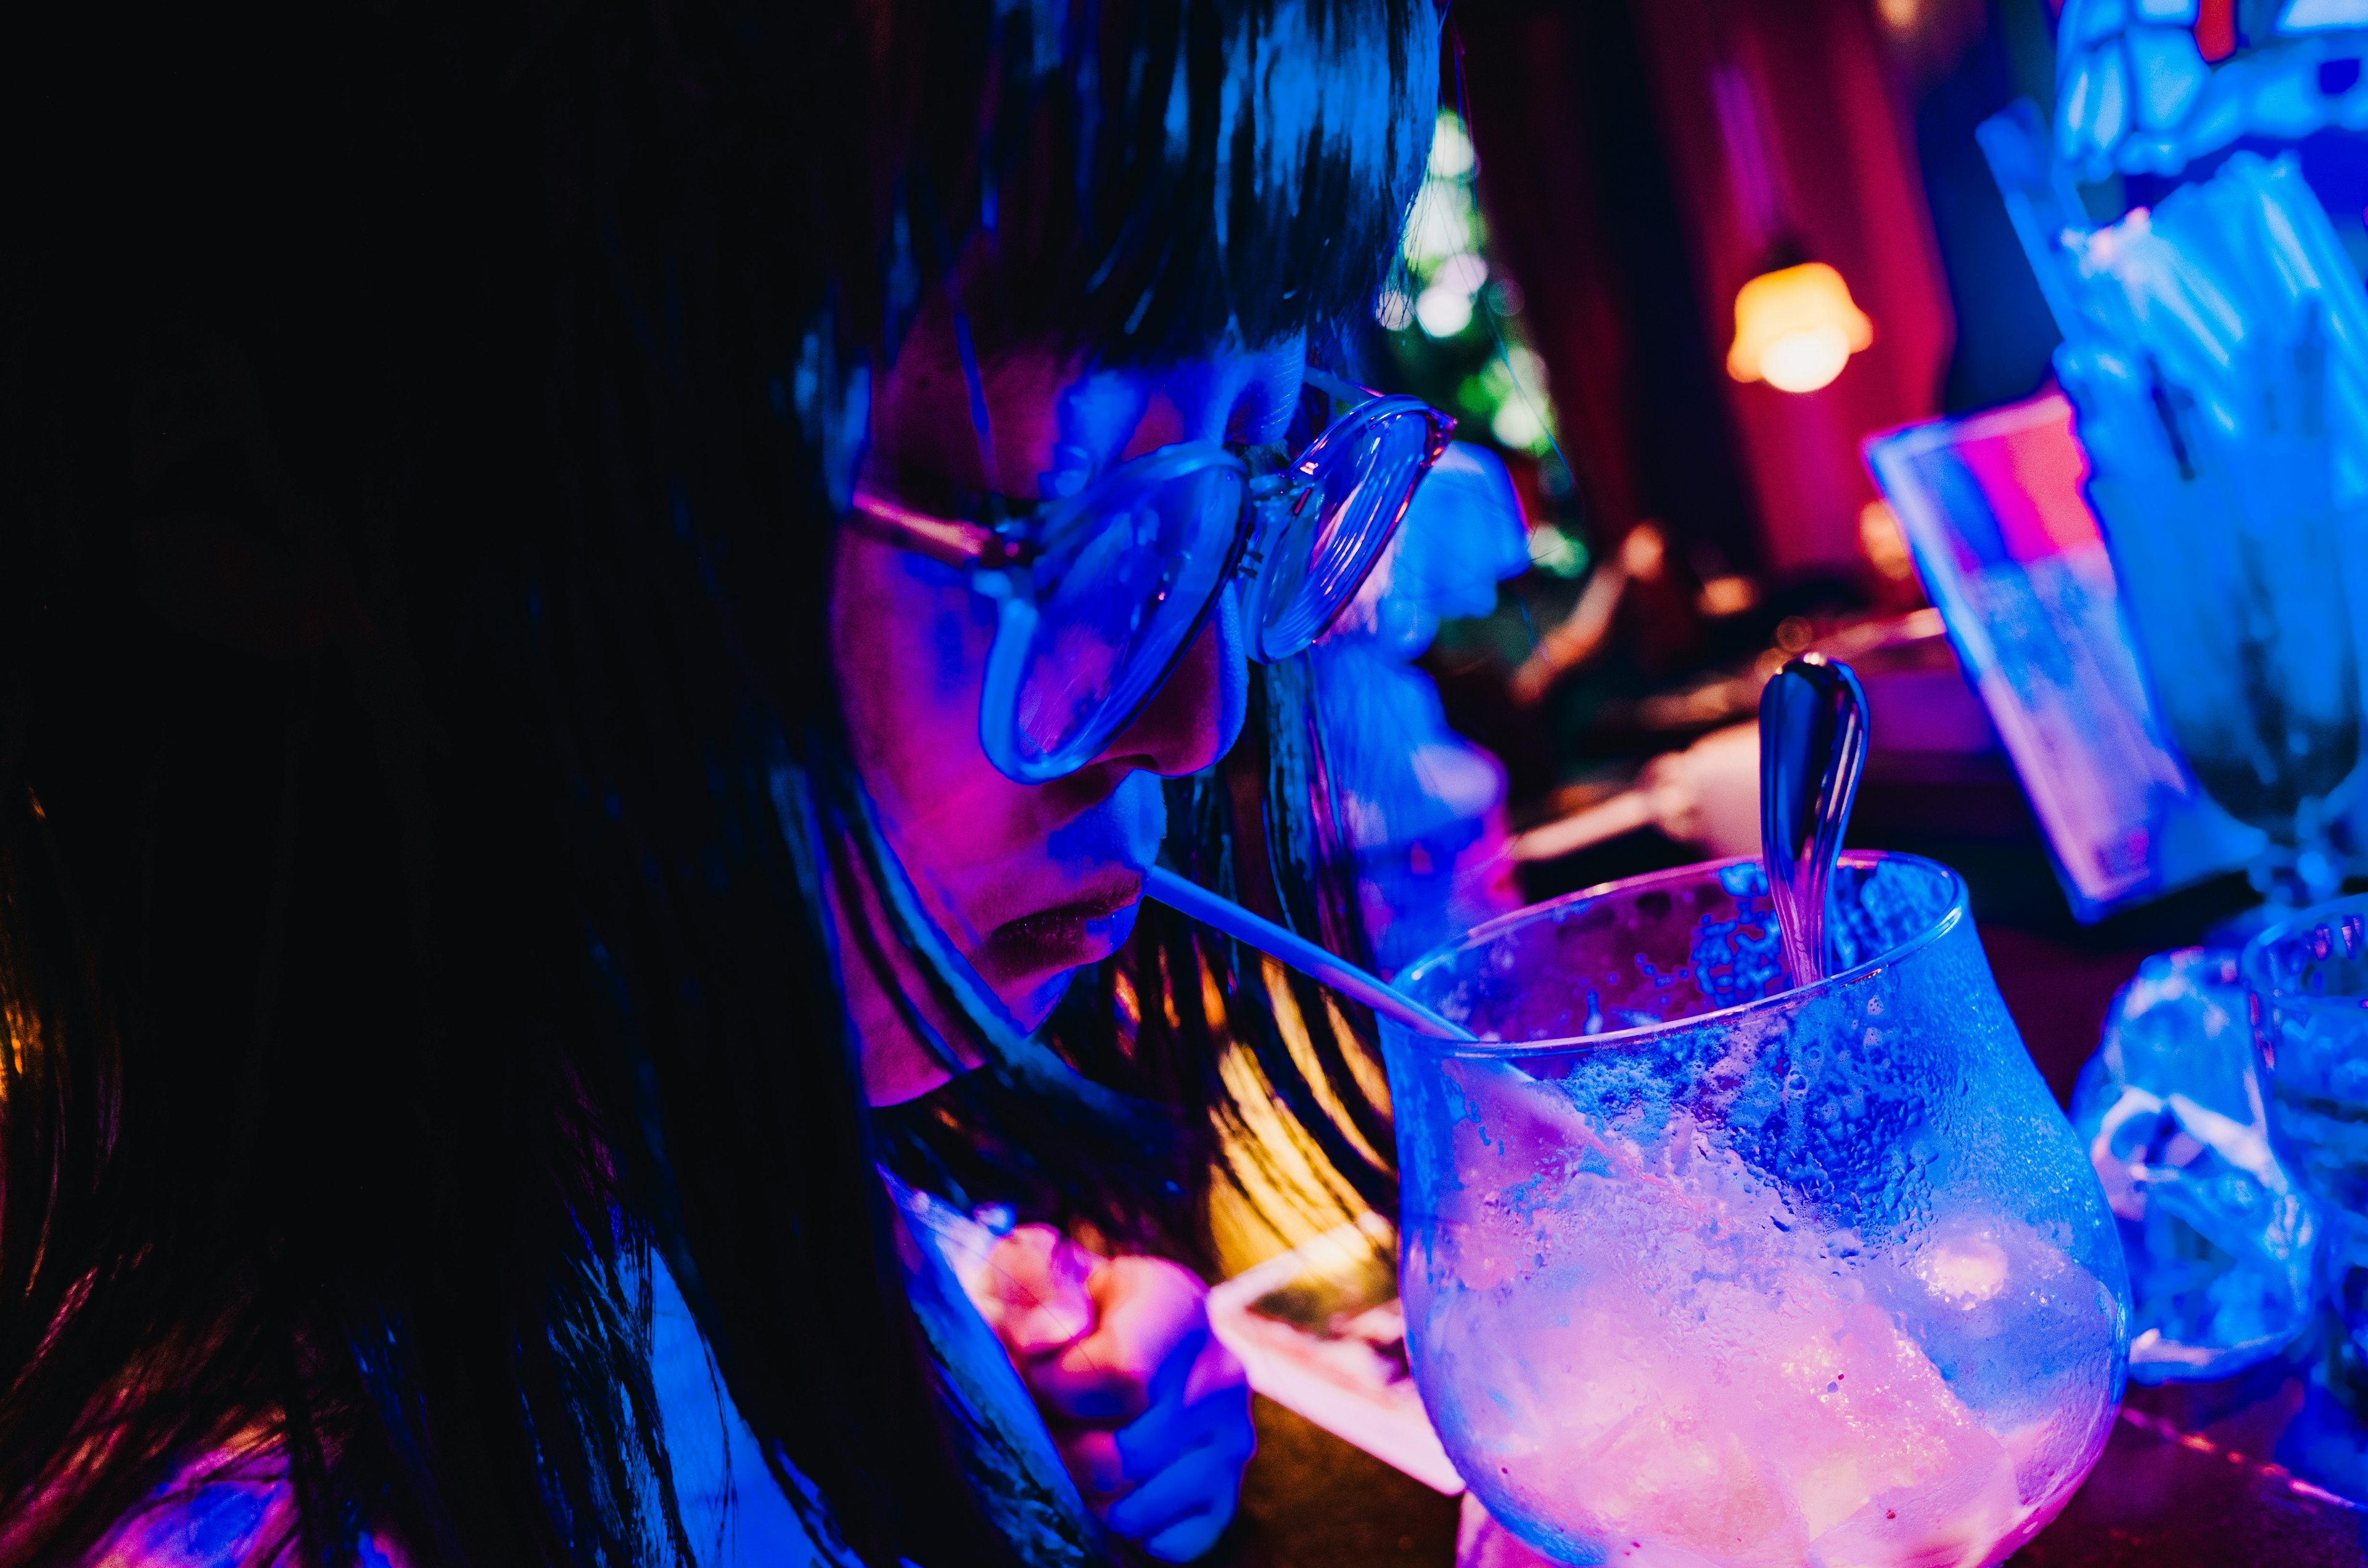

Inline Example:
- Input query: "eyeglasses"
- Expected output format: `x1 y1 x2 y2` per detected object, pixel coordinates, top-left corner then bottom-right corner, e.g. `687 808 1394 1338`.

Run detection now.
849 379 1454 783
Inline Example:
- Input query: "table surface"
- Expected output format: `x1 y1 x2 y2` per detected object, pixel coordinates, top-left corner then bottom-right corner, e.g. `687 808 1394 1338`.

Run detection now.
1982 922 2368 1563
2011 1387 2365 1567
1229 917 2368 1567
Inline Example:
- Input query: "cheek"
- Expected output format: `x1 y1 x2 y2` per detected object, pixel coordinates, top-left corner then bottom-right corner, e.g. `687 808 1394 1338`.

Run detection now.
1212 581 1249 758
830 538 998 819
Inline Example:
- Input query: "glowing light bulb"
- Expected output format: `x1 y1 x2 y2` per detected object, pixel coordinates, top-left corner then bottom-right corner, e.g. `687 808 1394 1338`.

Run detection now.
1758 324 1852 392
1726 261 1874 394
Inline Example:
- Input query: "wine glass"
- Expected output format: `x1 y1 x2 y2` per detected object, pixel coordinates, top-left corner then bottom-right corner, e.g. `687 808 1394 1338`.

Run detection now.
2044 151 2368 914
1378 853 2129 1567
2082 421 2361 912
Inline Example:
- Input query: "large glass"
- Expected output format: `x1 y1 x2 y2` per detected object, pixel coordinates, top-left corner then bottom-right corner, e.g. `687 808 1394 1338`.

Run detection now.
2247 895 2368 1374
1379 854 2130 1568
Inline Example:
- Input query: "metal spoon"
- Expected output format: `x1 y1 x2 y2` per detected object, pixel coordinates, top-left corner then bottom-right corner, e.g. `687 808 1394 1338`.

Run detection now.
1759 653 1870 985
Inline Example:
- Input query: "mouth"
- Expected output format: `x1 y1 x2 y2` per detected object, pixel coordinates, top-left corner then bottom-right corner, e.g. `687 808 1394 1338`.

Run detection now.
979 871 1146 982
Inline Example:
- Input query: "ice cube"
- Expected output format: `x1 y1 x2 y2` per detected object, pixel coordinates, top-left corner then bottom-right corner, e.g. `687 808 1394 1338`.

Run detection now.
1416 1119 2100 1568
1867 1210 2126 1506
2068 948 2317 1381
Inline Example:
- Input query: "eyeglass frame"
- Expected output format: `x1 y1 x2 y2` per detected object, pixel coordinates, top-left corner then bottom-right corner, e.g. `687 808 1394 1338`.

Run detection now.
845 373 1455 782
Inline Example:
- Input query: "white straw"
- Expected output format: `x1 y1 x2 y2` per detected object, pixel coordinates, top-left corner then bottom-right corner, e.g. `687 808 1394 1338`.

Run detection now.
1144 866 1477 1042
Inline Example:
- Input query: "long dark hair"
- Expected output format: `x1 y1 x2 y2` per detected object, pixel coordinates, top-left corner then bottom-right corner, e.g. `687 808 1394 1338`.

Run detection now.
0 1 1436 1564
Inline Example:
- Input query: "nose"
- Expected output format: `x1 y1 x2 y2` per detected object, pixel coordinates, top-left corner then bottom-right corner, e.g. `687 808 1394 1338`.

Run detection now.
1088 583 1249 778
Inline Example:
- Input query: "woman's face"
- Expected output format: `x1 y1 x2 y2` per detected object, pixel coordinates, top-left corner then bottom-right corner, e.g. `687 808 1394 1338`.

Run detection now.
831 303 1306 1103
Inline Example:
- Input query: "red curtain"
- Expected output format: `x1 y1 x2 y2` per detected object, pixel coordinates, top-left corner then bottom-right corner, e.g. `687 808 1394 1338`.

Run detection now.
1462 0 1957 582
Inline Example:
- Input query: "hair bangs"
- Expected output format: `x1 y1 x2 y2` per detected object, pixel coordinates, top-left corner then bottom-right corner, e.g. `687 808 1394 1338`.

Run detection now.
958 0 1438 364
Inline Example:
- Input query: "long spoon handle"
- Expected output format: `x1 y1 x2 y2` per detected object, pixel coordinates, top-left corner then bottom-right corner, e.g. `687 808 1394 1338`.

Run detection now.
1143 866 1478 1042
1759 654 1870 985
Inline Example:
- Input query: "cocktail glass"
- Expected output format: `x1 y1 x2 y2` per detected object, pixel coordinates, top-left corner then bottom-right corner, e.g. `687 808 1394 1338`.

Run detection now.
1378 853 2130 1568
2246 897 2368 1380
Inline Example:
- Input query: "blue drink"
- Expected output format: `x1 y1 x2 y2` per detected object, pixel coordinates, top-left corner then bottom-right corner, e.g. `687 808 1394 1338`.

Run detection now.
1379 854 2129 1568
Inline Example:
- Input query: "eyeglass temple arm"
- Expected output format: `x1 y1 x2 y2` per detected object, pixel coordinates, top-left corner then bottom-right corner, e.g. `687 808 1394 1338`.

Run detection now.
1298 367 1458 461
1300 365 1379 406
847 489 1028 569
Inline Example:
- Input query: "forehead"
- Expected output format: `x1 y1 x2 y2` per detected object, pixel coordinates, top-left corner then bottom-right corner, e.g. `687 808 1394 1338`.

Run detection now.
1052 337 1309 441
868 303 1307 498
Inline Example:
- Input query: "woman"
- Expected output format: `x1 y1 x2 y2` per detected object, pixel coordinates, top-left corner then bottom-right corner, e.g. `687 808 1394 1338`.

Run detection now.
0 0 1440 1564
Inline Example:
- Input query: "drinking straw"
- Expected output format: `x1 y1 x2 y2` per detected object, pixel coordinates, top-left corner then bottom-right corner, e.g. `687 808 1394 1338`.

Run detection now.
1148 871 1687 1196
1144 866 1477 1042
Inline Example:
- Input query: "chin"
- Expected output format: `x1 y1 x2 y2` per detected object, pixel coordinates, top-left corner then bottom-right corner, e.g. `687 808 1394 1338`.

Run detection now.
990 898 1142 1030
1009 966 1087 1032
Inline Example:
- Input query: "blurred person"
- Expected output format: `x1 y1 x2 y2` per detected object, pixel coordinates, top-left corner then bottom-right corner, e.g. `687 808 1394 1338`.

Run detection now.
1613 522 1712 678
0 1 1439 1565
1313 445 1531 974
1857 499 1928 616
1508 520 1712 705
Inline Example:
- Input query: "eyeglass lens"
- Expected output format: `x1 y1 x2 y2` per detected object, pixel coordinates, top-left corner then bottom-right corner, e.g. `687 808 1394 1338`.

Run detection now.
1001 403 1437 778
1254 406 1437 659
1009 462 1248 768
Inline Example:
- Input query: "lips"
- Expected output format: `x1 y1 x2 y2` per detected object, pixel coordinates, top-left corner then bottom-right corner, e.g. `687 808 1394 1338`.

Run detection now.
979 871 1146 983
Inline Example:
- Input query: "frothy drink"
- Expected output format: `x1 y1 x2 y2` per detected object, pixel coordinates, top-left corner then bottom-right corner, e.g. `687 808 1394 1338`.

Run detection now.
1381 856 2129 1568
1409 1090 2118 1567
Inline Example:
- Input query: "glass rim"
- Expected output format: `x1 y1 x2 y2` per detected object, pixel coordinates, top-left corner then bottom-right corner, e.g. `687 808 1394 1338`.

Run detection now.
2241 890 2368 1012
1288 393 1453 482
1035 396 1445 559
1034 439 1247 559
1390 850 1970 1059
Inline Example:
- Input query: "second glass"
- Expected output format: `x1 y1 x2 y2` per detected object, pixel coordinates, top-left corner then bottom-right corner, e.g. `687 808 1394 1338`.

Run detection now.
1378 853 2129 1568
2247 895 2368 1372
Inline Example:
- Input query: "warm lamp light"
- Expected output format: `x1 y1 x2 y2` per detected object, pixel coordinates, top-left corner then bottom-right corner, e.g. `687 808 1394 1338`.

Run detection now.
1726 261 1874 393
